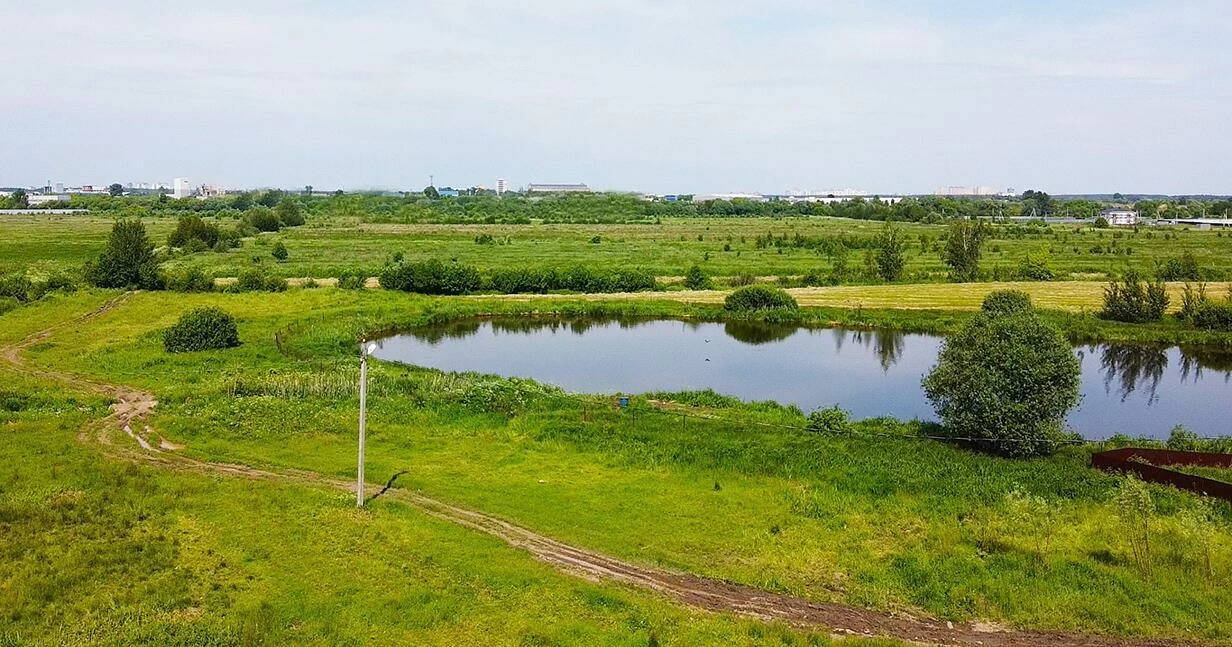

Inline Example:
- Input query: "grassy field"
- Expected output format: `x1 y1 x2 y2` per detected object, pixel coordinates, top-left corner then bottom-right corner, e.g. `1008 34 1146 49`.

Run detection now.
485 280 1231 313
4 288 1231 644
6 211 1232 283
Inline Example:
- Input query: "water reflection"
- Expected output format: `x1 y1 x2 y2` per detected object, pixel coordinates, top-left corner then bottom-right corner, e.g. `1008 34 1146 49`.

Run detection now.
843 329 906 372
723 320 798 345
1097 344 1168 404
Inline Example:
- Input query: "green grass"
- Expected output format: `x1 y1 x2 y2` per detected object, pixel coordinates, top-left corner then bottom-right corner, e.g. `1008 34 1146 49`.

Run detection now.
1 339 875 646
7 211 1232 284
6 288 1232 643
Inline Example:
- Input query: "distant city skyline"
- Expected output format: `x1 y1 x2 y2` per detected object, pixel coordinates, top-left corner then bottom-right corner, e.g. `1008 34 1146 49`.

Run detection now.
2 1 1229 195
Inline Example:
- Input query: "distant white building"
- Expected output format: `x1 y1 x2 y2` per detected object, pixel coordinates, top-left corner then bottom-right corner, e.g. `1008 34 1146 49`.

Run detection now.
935 186 1010 197
1100 208 1138 226
527 183 590 194
694 192 767 202
496 178 507 195
28 194 71 206
173 177 192 199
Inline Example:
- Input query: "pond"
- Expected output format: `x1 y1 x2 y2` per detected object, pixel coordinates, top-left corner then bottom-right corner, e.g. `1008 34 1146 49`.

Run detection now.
371 318 1232 440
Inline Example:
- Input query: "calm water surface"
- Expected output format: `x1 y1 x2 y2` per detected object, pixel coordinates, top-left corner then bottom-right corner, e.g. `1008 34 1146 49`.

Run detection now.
372 318 1232 439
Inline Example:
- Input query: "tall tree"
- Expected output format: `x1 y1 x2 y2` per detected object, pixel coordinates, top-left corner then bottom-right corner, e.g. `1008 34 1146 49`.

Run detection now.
10 189 28 208
84 219 162 290
108 183 124 197
874 222 906 282
942 218 989 282
423 185 440 199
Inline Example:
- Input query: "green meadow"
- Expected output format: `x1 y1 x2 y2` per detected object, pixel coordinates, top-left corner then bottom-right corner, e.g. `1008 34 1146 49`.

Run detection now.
3 288 1231 645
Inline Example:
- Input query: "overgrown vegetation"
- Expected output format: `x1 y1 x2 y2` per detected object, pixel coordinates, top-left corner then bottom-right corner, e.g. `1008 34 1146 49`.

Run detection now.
1101 270 1169 323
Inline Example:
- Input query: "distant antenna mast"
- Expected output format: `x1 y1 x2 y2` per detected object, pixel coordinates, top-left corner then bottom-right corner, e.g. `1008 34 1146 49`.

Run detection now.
429 174 434 188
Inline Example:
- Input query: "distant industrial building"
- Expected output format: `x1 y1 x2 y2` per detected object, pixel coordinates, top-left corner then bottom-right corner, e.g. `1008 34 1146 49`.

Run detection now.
28 194 71 205
527 183 591 194
783 194 905 205
935 186 1015 197
173 177 192 199
694 192 766 202
496 178 507 195
1100 208 1139 226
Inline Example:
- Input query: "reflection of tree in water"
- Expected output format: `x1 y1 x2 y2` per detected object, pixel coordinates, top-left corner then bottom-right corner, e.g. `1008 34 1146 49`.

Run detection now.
1099 344 1167 404
407 316 668 344
832 328 905 371
722 320 798 345
1179 345 1232 384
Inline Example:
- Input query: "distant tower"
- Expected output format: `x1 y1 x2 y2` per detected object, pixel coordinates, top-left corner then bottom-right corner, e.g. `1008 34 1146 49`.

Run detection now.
496 178 507 195
172 178 191 199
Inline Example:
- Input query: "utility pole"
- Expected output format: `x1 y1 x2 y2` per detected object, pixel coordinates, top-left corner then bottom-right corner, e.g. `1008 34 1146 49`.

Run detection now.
357 340 375 507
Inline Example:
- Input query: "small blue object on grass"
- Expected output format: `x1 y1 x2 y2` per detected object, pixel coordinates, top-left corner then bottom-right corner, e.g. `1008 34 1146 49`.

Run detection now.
618 397 629 408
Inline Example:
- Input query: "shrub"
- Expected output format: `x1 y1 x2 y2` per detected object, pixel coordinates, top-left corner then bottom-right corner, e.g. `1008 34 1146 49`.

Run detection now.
1157 251 1201 281
729 273 756 287
378 259 481 295
921 304 1080 457
167 215 220 249
724 285 798 312
1190 302 1232 331
84 219 163 290
244 206 281 232
1100 270 1168 323
1094 216 1109 228
1015 253 1055 281
234 269 286 292
0 273 33 303
275 198 306 227
806 406 850 434
474 233 495 245
483 265 653 294
271 241 289 261
337 269 367 290
981 290 1033 316
1178 282 1209 321
163 307 240 353
683 264 711 290
1166 425 1202 451
164 267 214 292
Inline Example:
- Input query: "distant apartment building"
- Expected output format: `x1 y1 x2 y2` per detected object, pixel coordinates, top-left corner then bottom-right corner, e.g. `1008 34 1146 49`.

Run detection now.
1100 208 1138 226
173 177 192 199
496 178 507 195
527 183 591 194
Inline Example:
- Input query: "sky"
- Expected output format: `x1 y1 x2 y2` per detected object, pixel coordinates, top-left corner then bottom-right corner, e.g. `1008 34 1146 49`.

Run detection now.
1 0 1229 195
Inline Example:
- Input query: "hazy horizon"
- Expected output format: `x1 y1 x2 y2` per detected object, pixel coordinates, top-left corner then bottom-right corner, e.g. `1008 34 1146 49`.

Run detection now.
3 1 1229 195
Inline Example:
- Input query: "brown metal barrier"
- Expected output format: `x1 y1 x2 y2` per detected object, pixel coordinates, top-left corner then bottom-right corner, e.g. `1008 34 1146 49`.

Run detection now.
1091 447 1232 502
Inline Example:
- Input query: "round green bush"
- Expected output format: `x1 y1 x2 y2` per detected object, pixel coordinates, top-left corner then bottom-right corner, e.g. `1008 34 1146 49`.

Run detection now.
981 290 1033 316
922 309 1080 457
163 307 240 353
723 285 798 312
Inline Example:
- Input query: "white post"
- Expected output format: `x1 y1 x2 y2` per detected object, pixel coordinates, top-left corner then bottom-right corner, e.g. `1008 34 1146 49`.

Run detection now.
357 341 368 507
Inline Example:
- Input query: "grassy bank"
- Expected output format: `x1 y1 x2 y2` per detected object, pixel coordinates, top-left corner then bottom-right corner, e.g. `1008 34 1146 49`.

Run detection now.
5 288 1231 643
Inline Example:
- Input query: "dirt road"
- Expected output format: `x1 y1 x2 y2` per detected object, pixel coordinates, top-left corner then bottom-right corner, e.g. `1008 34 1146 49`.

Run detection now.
0 295 1195 647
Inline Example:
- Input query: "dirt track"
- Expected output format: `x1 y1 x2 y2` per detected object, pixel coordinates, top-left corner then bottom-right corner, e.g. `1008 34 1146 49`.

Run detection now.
0 295 1198 647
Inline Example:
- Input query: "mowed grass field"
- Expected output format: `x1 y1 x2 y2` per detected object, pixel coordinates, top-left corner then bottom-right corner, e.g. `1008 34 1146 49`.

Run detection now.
6 211 1232 282
483 280 1232 313
3 288 1231 644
